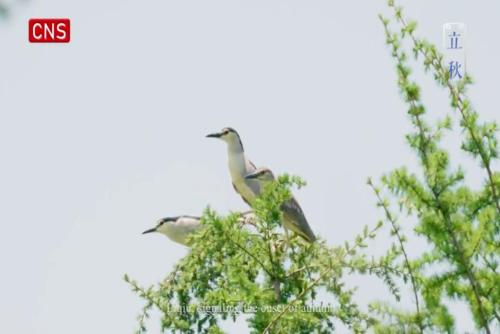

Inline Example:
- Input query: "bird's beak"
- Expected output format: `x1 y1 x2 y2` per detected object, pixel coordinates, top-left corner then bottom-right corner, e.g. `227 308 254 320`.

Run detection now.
245 172 259 180
206 132 222 138
142 227 157 234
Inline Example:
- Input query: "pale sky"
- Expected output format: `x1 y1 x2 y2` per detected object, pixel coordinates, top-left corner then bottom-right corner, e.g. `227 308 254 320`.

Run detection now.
1 1 498 333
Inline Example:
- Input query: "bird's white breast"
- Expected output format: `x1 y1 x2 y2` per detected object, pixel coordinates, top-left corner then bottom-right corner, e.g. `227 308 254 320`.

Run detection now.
228 151 257 203
163 223 189 245
163 218 201 246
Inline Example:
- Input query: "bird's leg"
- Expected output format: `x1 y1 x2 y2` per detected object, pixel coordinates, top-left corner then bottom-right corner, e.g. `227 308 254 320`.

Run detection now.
283 227 290 253
289 232 299 259
273 279 281 302
282 228 299 259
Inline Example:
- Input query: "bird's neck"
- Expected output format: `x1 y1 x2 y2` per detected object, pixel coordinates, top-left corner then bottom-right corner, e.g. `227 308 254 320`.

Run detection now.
226 139 244 154
227 148 248 179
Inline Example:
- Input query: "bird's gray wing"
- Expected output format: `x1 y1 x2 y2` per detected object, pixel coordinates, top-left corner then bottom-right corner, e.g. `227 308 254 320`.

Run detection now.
244 159 262 197
181 217 202 233
246 179 262 199
247 159 257 171
181 215 201 220
281 197 316 242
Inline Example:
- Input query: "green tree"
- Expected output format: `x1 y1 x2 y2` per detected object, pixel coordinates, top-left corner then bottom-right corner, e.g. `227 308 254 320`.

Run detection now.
126 1 499 332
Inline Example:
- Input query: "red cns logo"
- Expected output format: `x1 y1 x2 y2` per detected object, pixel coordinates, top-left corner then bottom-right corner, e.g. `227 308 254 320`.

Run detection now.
29 19 71 43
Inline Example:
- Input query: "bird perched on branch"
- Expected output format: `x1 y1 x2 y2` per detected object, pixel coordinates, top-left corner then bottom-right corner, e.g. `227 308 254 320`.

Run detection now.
142 212 257 246
142 216 201 246
245 167 316 243
206 127 261 206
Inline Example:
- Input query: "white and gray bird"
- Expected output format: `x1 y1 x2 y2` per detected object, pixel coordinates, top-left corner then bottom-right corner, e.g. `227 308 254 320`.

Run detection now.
245 167 316 243
206 127 261 206
142 212 257 246
142 216 202 246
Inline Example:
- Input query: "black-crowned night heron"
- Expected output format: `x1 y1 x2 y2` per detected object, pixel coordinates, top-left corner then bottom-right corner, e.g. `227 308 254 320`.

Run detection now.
206 127 261 206
142 212 257 246
245 167 316 243
142 216 202 246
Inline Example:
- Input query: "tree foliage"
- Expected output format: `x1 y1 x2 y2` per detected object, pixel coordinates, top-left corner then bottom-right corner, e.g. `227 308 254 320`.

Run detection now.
127 1 499 333
126 175 384 333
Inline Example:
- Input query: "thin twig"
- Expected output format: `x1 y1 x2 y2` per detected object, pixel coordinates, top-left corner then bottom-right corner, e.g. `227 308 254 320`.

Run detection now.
368 178 423 333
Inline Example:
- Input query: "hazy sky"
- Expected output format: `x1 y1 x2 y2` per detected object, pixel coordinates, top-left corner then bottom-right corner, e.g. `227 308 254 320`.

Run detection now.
1 1 498 333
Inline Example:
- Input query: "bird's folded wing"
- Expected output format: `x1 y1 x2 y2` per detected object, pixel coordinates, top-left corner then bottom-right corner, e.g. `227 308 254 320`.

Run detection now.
233 182 252 206
281 197 316 242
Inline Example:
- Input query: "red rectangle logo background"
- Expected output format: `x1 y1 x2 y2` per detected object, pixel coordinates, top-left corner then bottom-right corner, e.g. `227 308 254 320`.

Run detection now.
29 18 71 43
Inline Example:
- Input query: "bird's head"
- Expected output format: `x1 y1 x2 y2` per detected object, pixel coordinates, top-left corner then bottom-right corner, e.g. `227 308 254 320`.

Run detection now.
206 127 243 149
142 217 175 235
245 167 275 183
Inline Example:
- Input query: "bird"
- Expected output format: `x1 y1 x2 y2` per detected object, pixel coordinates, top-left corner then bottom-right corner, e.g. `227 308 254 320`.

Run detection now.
142 216 202 246
206 127 261 206
245 167 316 243
142 212 257 246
